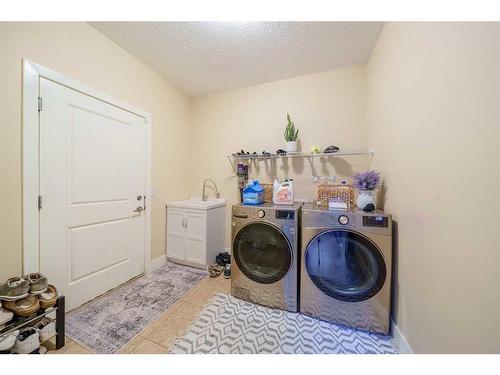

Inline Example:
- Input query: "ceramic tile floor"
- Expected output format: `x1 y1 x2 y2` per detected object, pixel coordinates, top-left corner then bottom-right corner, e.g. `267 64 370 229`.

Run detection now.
45 275 230 354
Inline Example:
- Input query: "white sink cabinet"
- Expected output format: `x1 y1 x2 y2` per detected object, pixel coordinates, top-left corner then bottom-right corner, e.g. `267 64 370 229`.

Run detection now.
166 198 226 269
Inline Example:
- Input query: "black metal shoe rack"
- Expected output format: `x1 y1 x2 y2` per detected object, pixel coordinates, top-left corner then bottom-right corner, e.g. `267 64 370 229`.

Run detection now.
0 295 65 352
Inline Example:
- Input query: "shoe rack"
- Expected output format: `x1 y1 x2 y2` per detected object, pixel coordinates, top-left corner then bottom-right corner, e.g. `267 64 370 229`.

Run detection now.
0 295 65 351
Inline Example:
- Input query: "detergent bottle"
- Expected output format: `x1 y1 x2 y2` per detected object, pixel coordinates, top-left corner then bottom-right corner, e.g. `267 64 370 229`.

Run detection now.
272 179 294 205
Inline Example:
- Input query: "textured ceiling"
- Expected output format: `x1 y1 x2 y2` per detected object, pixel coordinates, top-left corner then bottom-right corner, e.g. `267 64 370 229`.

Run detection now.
90 22 384 97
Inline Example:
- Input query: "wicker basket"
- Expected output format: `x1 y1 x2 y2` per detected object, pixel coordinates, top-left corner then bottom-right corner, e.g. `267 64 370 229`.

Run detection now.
261 183 274 203
316 181 355 209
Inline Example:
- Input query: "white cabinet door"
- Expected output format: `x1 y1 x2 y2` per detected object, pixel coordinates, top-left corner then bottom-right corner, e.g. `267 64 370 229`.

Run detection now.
167 209 186 261
184 212 206 265
39 78 146 311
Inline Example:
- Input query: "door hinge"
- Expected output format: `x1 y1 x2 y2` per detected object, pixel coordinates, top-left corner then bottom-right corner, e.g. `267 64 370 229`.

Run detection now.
37 97 43 112
38 195 42 210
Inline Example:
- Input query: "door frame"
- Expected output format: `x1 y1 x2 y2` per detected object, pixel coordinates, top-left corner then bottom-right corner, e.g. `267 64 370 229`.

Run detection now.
22 59 152 275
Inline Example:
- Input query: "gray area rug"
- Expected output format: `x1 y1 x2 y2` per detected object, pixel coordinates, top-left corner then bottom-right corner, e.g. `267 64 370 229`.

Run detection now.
66 262 206 354
170 294 398 354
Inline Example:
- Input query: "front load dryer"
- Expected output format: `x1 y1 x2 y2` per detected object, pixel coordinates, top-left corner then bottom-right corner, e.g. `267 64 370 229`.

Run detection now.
231 203 300 312
300 204 392 334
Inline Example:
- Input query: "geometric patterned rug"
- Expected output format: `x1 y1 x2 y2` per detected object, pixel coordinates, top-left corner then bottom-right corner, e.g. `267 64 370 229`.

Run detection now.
170 294 398 354
66 262 206 354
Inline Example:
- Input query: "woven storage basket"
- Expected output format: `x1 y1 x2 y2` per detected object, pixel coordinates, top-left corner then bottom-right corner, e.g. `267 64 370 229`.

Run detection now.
316 181 355 209
261 183 273 203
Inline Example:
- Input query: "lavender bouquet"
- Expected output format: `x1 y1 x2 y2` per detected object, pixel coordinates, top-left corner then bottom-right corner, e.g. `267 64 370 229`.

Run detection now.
353 170 381 191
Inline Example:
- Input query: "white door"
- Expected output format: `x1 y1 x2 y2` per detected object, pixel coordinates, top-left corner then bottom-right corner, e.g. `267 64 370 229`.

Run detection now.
39 78 147 311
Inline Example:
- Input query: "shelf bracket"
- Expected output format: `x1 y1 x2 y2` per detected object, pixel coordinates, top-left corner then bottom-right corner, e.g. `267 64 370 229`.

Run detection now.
227 155 236 173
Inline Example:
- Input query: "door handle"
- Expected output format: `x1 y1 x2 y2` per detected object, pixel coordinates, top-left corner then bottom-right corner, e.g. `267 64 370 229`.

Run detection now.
134 206 144 213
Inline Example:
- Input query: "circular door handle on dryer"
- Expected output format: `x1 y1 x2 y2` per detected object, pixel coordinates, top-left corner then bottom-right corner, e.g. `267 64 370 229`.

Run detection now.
338 215 349 225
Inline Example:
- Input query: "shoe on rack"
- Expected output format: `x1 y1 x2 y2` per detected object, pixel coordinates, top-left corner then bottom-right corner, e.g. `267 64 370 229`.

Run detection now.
0 303 14 326
25 273 48 295
11 327 40 354
223 263 231 279
35 317 56 343
0 329 19 352
2 295 40 317
0 277 30 301
323 145 340 154
39 285 58 309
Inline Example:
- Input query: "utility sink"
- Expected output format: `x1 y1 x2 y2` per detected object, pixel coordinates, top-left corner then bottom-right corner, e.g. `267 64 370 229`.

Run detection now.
167 197 226 210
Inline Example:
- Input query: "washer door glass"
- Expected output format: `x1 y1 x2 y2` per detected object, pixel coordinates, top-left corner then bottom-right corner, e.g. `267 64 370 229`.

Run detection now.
305 230 386 302
233 222 292 284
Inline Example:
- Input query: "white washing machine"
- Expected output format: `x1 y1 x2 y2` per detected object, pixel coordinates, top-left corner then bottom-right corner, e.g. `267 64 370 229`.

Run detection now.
231 203 300 312
300 204 393 334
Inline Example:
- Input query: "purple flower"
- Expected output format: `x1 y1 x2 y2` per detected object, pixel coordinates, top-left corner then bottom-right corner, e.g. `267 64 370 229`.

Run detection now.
353 170 381 190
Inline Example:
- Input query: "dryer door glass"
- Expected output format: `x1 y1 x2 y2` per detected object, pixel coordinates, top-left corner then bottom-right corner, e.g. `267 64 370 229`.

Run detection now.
305 230 386 302
233 222 292 284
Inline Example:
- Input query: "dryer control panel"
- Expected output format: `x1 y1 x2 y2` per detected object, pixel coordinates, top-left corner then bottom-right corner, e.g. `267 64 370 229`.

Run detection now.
301 203 392 236
362 215 389 228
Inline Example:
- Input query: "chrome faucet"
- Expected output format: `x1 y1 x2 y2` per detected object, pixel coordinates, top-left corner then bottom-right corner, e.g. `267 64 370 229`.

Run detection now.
202 178 220 201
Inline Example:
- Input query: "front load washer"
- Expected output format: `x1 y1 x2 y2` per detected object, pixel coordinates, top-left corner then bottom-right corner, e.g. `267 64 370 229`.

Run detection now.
300 204 392 334
231 203 300 312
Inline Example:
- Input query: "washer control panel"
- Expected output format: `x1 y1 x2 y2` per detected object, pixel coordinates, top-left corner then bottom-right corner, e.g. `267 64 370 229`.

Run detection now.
275 210 295 220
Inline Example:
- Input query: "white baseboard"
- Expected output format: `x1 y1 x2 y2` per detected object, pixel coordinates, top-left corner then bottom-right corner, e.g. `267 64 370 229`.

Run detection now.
148 255 167 273
391 318 413 354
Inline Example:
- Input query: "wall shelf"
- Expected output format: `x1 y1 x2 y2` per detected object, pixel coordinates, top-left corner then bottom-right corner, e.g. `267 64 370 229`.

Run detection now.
229 148 374 161
226 148 374 172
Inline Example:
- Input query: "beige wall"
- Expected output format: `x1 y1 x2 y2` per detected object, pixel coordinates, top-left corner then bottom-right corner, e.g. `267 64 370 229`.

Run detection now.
366 22 500 353
0 22 192 281
190 65 370 247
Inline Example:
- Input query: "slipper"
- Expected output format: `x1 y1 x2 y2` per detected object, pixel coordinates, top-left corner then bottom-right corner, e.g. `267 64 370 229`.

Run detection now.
2 295 40 317
39 285 58 309
208 264 224 278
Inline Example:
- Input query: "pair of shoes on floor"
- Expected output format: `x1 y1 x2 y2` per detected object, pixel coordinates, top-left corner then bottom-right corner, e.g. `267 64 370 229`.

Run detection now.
215 252 231 267
223 263 231 279
208 264 224 278
0 273 48 301
10 327 47 354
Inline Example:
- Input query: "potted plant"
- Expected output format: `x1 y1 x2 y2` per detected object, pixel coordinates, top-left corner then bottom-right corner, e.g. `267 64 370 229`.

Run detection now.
353 170 381 210
284 113 299 152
